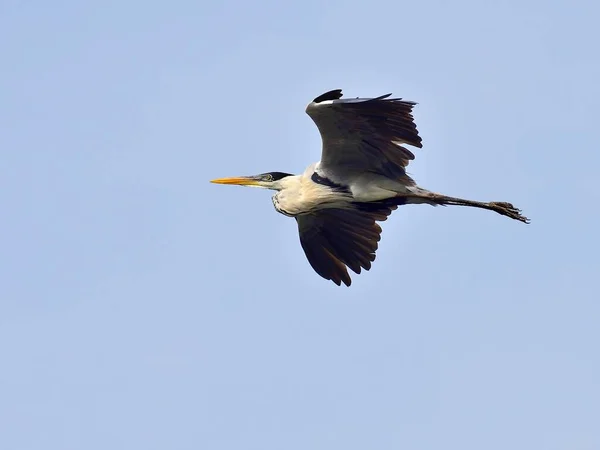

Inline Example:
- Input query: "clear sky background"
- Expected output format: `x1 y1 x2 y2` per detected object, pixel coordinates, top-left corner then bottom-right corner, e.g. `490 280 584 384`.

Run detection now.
1 0 599 449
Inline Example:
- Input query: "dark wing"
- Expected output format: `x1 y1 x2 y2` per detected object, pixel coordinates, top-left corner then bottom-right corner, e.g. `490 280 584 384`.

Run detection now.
305 89 422 183
295 203 398 286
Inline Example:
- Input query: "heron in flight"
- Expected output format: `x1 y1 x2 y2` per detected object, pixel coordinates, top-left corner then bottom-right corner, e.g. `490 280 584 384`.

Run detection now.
211 89 529 286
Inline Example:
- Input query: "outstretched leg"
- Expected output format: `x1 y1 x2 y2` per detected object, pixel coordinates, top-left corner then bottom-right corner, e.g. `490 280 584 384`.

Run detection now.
405 192 530 223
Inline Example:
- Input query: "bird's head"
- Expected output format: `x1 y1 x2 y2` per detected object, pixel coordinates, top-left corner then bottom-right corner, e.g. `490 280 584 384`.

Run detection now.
210 172 293 190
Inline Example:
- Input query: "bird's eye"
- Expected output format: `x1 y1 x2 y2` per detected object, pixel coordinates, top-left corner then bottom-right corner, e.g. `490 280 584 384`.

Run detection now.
264 174 273 182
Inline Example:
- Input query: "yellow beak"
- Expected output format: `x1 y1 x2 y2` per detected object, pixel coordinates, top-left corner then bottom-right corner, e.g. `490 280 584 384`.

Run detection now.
210 176 261 186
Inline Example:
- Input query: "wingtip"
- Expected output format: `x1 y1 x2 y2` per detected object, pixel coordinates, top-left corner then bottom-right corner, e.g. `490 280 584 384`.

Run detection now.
312 89 343 103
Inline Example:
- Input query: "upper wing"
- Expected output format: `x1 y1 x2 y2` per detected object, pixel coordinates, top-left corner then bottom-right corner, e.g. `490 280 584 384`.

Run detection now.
305 89 423 182
295 203 397 286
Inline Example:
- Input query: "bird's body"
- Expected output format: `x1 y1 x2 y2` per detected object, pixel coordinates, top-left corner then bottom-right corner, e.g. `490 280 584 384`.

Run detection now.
271 163 430 215
212 89 529 286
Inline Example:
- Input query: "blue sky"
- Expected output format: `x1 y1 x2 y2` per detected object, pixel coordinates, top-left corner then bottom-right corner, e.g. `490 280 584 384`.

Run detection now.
1 0 599 449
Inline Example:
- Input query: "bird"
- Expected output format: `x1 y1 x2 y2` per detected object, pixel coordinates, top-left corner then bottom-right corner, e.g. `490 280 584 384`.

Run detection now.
211 89 529 286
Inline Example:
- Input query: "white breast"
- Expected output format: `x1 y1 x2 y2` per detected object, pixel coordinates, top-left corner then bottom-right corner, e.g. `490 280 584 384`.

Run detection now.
272 166 352 217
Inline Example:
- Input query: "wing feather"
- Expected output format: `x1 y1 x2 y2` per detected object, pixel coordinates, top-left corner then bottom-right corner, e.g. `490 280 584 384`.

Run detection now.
296 205 397 286
306 89 423 183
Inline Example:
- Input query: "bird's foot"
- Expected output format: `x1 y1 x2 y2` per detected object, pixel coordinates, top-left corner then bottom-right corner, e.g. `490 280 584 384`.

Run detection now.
489 202 530 224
